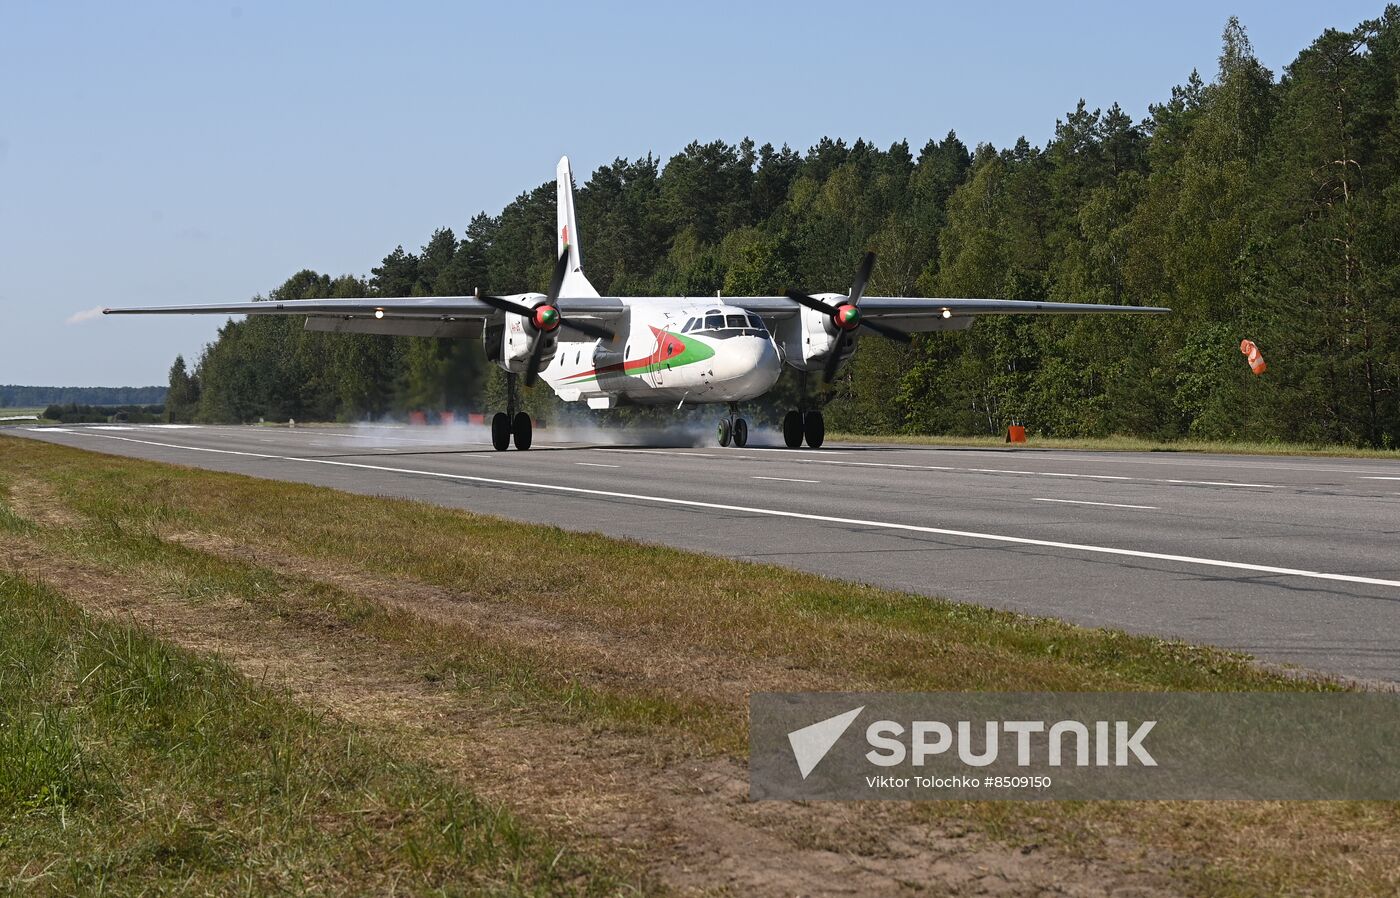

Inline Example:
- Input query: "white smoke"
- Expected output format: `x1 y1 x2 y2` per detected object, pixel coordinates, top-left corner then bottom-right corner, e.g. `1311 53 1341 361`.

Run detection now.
340 408 788 450
66 306 107 325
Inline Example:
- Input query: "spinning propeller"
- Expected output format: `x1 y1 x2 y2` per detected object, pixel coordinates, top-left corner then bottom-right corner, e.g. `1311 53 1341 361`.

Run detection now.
478 249 615 386
786 251 910 383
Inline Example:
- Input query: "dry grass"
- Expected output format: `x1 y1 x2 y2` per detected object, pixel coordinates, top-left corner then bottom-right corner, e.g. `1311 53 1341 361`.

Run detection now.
1 433 1396 896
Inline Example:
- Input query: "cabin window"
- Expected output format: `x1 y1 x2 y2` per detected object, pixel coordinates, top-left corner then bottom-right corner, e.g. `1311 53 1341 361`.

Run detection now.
726 314 746 328
704 314 724 330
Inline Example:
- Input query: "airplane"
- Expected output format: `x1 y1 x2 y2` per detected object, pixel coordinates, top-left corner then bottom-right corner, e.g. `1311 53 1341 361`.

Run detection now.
105 156 1169 451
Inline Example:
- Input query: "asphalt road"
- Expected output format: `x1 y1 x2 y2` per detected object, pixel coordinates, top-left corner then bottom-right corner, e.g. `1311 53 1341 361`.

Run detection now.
10 422 1400 683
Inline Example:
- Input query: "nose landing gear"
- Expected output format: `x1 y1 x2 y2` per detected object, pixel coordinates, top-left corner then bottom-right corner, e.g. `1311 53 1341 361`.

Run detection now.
718 404 749 448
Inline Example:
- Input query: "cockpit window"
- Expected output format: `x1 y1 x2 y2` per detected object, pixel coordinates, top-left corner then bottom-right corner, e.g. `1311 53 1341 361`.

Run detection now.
681 317 697 333
747 313 765 330
725 314 747 328
704 314 724 330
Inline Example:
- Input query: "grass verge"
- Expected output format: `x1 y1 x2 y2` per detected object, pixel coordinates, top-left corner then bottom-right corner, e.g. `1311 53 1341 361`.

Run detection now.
0 570 639 896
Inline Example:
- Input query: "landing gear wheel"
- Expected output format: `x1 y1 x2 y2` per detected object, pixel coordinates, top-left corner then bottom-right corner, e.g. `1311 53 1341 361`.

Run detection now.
491 412 511 451
718 418 732 448
803 410 825 449
511 412 533 451
733 418 748 448
782 410 803 449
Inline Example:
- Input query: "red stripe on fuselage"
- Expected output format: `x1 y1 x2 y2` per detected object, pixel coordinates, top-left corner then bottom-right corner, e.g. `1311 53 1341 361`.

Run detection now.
562 326 683 382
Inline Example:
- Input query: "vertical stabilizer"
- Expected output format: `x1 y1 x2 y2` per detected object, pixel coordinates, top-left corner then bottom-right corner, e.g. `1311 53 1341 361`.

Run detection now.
556 156 599 297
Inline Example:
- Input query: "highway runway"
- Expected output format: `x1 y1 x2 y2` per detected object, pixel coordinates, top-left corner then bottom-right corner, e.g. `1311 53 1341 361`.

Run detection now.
11 422 1400 682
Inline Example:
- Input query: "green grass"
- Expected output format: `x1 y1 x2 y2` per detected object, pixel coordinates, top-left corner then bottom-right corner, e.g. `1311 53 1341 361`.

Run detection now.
827 430 1400 459
0 572 642 896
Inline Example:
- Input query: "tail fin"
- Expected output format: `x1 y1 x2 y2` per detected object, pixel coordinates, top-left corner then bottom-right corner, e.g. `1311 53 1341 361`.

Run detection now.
556 156 599 297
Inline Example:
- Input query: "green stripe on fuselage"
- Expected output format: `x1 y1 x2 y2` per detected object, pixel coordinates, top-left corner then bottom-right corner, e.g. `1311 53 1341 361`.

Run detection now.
562 330 716 384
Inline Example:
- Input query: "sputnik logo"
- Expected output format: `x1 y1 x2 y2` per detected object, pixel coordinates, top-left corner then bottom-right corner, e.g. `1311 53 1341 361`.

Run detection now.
787 706 864 779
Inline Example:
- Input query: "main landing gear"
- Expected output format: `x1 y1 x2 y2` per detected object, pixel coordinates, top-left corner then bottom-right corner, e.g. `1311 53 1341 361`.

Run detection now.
781 371 825 448
781 409 824 449
718 403 749 448
491 373 533 451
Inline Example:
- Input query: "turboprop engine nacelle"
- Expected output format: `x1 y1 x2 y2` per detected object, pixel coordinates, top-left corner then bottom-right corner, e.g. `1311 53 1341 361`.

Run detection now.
772 293 859 373
484 294 560 374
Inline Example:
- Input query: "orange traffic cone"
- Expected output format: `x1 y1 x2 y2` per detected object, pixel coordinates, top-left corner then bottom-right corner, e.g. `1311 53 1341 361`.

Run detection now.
1240 339 1267 375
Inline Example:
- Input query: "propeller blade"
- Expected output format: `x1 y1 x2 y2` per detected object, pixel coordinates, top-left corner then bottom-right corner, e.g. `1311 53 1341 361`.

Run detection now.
524 330 549 387
478 294 535 317
849 251 875 304
560 317 614 340
547 247 570 303
822 333 848 384
858 318 912 344
786 290 840 315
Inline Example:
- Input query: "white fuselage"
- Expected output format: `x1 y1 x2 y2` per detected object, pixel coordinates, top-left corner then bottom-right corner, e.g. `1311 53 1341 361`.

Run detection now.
538 299 783 408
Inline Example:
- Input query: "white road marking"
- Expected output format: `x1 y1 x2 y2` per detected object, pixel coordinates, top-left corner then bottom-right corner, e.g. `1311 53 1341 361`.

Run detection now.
752 475 821 484
576 462 620 468
599 447 723 458
1361 476 1400 481
742 446 848 455
790 458 1278 489
51 430 1400 591
1034 498 1157 510
28 427 71 433
1160 479 1277 488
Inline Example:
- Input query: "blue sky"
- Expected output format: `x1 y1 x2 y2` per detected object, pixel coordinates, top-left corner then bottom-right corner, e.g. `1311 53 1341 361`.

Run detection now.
0 0 1385 386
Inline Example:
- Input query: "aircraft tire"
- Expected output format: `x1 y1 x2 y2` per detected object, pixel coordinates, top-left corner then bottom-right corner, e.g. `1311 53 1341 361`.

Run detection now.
511 412 533 451
491 412 511 451
733 418 748 448
803 410 825 449
782 410 803 448
718 418 732 448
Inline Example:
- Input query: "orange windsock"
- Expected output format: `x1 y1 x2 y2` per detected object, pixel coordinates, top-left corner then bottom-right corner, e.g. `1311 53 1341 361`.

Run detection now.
1240 339 1267 375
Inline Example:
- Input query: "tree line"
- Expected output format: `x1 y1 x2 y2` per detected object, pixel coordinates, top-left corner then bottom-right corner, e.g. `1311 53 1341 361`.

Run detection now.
1 385 166 407
177 12 1400 447
41 403 166 424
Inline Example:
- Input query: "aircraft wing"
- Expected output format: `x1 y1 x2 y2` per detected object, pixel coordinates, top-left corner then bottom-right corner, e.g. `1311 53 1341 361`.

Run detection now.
725 296 1169 330
102 295 628 337
856 297 1169 318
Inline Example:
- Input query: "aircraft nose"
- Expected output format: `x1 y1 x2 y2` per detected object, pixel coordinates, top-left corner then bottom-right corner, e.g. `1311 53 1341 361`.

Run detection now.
725 335 782 395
